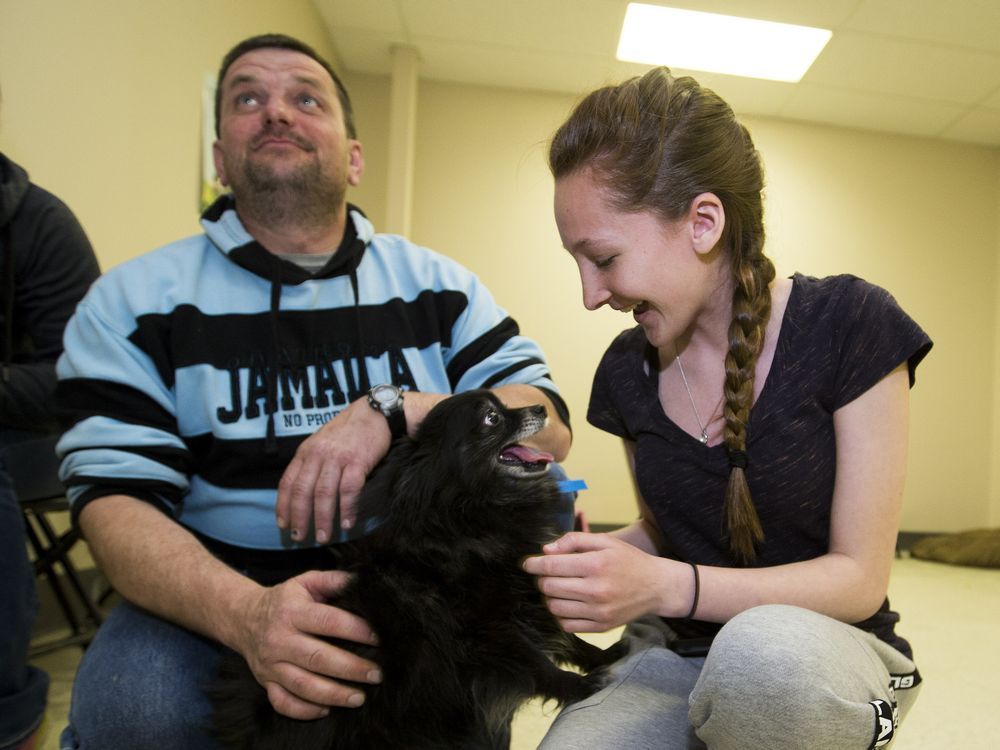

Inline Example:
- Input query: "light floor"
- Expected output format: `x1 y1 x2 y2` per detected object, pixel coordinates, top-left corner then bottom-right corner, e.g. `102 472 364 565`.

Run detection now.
30 556 1000 749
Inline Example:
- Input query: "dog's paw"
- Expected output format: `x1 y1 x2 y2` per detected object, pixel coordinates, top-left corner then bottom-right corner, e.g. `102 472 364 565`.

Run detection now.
571 640 627 699
553 662 618 706
580 662 617 695
597 638 628 666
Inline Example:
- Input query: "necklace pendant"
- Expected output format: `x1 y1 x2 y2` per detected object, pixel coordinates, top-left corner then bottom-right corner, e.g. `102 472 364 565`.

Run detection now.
699 430 709 445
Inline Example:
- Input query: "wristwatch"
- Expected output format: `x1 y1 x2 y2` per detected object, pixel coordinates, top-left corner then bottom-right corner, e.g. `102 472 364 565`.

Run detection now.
367 384 407 440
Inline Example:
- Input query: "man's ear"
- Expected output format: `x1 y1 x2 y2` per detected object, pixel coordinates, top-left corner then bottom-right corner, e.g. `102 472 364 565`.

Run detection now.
688 193 725 255
212 141 230 187
347 140 365 187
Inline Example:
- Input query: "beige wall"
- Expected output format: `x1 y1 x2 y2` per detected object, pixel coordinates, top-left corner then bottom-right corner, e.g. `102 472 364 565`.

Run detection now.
748 118 998 533
0 0 336 270
3 1 998 532
994 173 1000 528
341 72 391 230
405 82 644 525
353 77 1000 532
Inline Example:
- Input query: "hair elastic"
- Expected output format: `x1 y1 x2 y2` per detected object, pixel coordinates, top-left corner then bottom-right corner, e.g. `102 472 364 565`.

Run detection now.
726 449 748 470
685 562 700 620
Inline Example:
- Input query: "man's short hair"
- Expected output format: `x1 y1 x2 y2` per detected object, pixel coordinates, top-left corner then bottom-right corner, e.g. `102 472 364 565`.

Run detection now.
214 33 356 139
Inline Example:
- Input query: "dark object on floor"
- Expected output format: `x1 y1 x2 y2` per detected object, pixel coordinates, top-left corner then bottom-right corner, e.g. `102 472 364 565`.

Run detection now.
22 496 105 656
9 435 104 657
209 390 623 750
909 528 1000 568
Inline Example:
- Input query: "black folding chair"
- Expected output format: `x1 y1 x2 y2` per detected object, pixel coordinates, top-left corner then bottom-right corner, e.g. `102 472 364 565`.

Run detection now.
7 435 105 657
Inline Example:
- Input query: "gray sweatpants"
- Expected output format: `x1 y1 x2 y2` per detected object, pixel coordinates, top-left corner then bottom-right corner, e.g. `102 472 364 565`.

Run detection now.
539 605 921 750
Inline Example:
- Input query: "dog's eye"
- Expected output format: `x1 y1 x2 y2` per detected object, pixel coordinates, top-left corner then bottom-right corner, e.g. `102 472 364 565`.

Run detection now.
483 409 500 426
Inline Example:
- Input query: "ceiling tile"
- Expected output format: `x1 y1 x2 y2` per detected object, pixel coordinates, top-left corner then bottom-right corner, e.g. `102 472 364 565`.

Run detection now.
780 83 968 139
398 0 624 55
324 27 403 75
846 0 1000 54
803 31 1000 106
939 108 1000 146
409 37 629 95
314 0 405 35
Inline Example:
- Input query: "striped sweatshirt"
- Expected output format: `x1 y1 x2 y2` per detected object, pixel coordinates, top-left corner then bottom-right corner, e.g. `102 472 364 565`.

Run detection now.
56 197 568 550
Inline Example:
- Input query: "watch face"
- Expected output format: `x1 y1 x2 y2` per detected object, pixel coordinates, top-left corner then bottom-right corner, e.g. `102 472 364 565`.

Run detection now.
371 384 401 407
368 384 406 438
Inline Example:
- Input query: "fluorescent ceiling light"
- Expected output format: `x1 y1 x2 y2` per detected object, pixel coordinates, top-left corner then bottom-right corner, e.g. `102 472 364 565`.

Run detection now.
617 3 832 83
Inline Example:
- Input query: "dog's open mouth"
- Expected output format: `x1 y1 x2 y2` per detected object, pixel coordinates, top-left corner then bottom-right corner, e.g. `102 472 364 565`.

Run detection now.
498 444 554 474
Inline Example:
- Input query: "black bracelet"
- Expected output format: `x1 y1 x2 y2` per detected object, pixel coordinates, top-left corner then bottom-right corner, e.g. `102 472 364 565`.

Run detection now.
685 562 700 620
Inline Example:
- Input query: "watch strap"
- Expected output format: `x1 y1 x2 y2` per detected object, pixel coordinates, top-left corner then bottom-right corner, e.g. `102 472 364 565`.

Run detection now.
368 384 407 440
385 407 406 440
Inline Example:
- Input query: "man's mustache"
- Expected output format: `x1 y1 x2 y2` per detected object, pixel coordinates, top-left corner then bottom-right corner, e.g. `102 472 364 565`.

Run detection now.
250 126 315 152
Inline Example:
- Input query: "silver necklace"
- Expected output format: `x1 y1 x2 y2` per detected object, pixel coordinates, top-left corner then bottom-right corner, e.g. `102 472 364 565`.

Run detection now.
674 345 722 445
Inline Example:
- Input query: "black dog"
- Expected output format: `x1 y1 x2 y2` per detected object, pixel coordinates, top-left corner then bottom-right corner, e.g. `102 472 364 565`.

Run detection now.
209 389 623 749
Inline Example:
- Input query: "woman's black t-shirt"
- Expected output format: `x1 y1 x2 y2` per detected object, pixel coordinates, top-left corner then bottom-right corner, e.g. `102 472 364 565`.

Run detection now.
587 274 933 658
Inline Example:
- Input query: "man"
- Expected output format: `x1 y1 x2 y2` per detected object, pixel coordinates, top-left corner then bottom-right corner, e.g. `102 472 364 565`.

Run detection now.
0 125 100 748
56 34 571 749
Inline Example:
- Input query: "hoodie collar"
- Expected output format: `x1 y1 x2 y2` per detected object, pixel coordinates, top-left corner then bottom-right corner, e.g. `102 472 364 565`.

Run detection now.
199 193 373 284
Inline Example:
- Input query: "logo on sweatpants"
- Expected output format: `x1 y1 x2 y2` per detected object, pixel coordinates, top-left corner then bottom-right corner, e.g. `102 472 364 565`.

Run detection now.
888 669 922 691
870 699 896 748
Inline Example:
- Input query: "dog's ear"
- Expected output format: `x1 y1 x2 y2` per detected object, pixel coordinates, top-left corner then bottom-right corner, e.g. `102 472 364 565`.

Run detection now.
403 388 514 478
397 391 498 490
410 391 491 451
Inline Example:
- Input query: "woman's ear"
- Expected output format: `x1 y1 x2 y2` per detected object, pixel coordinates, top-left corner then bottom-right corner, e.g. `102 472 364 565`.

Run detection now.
688 193 725 255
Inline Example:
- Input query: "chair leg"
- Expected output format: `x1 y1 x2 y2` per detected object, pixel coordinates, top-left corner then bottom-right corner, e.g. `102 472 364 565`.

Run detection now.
32 511 104 629
23 504 104 656
24 515 85 636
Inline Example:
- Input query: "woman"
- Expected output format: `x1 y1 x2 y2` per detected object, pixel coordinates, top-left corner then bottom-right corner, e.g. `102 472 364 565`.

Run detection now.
523 67 931 749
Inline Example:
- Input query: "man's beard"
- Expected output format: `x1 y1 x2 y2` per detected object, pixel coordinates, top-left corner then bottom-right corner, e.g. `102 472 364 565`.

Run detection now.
226 152 346 231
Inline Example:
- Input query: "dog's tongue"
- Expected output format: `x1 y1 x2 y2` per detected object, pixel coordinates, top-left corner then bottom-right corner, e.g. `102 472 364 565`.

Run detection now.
501 445 555 465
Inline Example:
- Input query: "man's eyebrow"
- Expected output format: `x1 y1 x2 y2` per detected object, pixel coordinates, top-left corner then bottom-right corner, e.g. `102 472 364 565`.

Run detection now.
224 73 327 91
224 73 259 91
291 74 326 89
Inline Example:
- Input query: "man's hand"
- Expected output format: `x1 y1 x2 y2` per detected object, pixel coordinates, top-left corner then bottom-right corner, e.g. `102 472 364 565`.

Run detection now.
276 398 390 543
80 497 382 720
275 386 565 543
236 569 382 719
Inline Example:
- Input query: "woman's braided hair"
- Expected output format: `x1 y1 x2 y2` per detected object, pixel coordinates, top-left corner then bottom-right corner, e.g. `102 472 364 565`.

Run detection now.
549 67 774 564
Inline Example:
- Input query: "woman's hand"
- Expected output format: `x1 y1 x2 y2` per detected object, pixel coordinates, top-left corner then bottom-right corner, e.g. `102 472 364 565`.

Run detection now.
523 532 680 632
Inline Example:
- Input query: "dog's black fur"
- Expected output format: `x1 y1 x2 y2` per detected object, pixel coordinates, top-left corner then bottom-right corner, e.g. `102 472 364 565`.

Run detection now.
209 389 624 749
